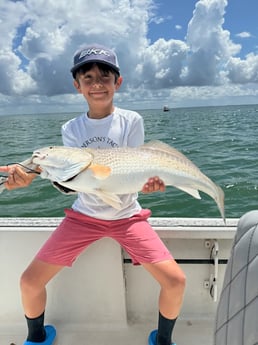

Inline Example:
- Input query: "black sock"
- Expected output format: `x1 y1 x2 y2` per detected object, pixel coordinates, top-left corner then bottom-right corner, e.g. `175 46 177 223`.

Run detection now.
157 311 177 345
25 311 46 342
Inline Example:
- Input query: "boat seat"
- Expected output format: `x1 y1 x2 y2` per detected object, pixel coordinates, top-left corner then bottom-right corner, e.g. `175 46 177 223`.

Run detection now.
214 210 258 345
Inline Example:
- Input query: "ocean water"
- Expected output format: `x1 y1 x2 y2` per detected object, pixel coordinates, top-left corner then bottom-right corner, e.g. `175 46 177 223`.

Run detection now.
0 104 258 219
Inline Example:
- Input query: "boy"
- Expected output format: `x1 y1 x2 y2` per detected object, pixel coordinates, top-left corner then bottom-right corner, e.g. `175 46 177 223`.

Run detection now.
0 44 186 345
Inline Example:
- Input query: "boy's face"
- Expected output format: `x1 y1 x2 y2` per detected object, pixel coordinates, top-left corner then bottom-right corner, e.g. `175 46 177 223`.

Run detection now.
73 64 122 111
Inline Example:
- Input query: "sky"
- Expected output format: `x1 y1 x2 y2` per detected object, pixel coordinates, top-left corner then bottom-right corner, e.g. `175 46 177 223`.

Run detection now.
0 0 258 115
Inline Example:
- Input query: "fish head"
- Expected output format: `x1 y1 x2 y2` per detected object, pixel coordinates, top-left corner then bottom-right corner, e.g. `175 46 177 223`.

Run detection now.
32 146 93 182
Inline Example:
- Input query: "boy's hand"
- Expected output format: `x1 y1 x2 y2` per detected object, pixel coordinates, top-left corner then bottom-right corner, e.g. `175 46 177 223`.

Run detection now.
0 165 37 190
141 176 166 194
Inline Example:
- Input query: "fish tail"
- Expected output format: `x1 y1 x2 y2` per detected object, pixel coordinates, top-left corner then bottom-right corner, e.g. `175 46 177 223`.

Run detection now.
215 184 225 223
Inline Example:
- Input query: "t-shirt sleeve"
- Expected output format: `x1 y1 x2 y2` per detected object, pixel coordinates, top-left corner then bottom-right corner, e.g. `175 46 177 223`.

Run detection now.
127 115 145 147
61 123 78 147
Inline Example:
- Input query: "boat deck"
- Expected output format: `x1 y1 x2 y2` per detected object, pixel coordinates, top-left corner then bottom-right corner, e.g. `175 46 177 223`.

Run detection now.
1 319 214 345
0 217 238 345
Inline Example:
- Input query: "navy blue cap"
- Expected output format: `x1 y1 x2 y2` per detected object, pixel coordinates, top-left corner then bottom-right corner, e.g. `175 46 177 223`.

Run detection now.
71 44 120 76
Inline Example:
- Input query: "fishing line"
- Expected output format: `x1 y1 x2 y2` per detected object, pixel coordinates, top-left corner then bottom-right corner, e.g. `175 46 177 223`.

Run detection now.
0 163 40 184
6 162 41 175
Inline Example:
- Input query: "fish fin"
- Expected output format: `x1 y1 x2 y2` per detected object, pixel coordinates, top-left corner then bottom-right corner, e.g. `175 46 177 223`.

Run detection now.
143 140 170 149
143 140 178 153
143 140 201 172
95 190 122 209
143 140 191 160
177 186 201 199
89 164 111 180
40 162 89 182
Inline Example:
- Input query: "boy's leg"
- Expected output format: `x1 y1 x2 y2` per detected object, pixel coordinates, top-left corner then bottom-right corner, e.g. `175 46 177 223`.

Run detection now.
19 209 107 343
142 259 186 345
106 209 185 344
20 258 64 342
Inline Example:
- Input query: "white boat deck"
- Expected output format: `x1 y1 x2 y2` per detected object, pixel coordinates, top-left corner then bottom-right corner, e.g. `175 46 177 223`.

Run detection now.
0 217 238 345
1 319 214 345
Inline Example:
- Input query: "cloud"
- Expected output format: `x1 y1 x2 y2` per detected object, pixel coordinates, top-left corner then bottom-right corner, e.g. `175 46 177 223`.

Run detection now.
184 0 241 86
227 53 258 84
175 25 182 31
236 31 252 39
0 0 258 114
0 0 154 97
135 38 188 89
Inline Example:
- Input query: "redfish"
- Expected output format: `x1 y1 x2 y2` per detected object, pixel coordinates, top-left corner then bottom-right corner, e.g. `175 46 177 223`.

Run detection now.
30 140 225 220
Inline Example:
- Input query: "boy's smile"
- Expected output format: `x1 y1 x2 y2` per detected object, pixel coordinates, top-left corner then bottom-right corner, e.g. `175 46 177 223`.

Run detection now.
74 65 122 119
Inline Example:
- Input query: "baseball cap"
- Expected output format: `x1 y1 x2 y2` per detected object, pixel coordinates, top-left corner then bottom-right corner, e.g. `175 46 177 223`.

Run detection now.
71 44 120 77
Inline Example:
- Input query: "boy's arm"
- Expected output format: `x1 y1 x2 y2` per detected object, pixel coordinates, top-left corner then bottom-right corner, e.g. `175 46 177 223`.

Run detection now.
0 165 38 190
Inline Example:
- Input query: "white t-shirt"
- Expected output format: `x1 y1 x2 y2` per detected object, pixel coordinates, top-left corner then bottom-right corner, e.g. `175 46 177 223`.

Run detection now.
61 107 144 220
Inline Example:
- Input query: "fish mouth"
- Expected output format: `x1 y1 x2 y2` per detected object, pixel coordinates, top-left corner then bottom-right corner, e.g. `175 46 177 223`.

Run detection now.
32 151 47 161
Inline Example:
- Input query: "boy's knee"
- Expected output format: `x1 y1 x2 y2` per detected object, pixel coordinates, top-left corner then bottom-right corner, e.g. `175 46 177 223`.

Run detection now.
20 270 31 291
165 268 186 292
20 269 41 294
175 270 186 290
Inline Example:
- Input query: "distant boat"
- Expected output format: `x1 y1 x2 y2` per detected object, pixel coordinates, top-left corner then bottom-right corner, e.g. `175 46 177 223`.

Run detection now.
163 105 170 112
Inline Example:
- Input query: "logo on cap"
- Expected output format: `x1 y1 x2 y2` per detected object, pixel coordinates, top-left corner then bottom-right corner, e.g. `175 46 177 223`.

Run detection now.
79 48 111 60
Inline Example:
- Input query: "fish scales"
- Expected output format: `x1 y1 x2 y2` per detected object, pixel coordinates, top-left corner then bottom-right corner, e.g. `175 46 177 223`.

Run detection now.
90 146 209 183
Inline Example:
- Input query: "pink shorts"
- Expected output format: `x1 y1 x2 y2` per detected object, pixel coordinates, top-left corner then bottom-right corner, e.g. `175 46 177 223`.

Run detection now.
36 208 172 267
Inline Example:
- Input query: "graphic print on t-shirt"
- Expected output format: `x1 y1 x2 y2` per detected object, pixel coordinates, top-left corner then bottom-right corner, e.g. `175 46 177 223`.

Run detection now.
81 136 119 148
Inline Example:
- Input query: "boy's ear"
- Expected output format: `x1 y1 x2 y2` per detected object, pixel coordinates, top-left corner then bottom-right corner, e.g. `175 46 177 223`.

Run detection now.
115 76 123 90
73 79 82 93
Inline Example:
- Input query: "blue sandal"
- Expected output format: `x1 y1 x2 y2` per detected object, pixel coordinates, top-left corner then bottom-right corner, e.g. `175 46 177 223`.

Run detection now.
148 329 176 345
23 325 56 345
